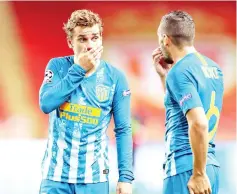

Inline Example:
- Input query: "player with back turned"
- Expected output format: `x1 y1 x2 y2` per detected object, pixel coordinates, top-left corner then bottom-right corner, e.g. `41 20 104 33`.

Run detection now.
152 10 224 194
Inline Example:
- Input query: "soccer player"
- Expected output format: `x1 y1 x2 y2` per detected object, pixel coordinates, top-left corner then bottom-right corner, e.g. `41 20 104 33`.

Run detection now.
39 9 133 194
152 11 224 194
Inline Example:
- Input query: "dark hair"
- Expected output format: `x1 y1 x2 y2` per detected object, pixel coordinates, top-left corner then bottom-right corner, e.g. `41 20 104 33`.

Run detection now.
160 10 195 48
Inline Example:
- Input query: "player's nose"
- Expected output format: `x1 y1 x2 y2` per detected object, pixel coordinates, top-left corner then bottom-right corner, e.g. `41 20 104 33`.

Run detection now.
86 39 94 51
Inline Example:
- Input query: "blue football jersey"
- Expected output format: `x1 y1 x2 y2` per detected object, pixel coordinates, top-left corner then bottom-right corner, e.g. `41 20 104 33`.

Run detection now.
164 52 224 178
39 56 134 183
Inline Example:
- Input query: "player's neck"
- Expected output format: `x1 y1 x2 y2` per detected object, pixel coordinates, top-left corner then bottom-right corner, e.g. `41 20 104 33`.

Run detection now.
173 46 197 64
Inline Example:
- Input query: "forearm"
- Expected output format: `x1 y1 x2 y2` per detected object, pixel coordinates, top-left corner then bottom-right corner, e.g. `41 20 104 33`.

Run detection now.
39 65 85 114
112 70 134 183
160 75 166 92
189 123 209 175
115 126 134 183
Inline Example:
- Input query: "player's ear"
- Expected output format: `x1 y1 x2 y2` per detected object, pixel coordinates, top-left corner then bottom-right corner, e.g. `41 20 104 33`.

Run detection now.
67 39 73 49
99 31 103 41
163 34 170 47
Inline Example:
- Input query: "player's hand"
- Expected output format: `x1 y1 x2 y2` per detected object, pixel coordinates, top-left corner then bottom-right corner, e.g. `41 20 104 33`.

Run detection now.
74 45 103 72
116 182 132 194
187 173 212 194
152 47 172 77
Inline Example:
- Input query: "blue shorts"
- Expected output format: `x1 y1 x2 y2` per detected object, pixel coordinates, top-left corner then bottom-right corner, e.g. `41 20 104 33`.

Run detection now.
39 179 109 194
163 165 220 194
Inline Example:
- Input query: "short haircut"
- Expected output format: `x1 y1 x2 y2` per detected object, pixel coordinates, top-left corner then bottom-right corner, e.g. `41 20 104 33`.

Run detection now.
159 10 195 48
63 9 103 40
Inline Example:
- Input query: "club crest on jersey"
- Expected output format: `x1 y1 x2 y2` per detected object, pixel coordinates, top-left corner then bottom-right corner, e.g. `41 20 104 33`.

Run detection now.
96 85 110 102
44 70 53 83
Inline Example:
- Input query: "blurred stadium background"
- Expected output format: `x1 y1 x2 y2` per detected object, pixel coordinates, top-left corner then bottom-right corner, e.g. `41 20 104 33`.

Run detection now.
0 1 236 194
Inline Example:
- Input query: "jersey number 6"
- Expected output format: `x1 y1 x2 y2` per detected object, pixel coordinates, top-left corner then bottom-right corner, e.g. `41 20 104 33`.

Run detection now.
206 91 220 142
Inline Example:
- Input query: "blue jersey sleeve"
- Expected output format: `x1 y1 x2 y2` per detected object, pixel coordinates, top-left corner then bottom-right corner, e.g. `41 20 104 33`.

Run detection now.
39 58 86 114
166 69 203 115
112 70 134 183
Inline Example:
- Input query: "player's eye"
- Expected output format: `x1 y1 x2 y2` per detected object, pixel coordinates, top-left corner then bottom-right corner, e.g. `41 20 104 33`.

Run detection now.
92 36 99 41
78 38 86 43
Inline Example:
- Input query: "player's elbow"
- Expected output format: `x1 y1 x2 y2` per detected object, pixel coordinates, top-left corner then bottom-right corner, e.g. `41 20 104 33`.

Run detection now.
39 95 52 114
114 125 132 136
187 108 208 134
40 102 51 114
190 119 208 134
40 104 51 114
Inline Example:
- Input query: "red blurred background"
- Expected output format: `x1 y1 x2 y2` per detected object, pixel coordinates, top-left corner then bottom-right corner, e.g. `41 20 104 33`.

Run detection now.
0 1 235 141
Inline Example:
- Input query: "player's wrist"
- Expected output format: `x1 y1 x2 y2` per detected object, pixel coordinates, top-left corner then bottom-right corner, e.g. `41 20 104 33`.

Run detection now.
118 175 134 183
158 73 167 81
72 64 87 74
76 63 91 72
118 181 132 184
159 73 166 78
193 168 206 176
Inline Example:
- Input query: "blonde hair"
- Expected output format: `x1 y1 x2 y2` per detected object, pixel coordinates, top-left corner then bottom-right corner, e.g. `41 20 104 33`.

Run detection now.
63 9 103 40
